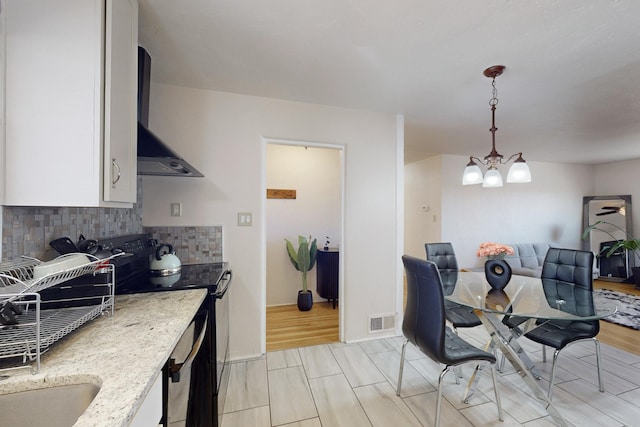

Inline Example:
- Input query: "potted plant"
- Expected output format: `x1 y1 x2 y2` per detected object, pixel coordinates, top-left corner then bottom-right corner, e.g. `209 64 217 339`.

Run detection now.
285 235 318 311
583 220 640 286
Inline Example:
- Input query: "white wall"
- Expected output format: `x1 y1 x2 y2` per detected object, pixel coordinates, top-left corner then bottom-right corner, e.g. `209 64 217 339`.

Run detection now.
141 85 402 358
404 156 441 258
424 155 595 268
266 144 341 306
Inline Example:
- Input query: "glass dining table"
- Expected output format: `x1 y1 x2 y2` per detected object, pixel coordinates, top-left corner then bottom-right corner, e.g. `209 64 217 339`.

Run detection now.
444 271 616 427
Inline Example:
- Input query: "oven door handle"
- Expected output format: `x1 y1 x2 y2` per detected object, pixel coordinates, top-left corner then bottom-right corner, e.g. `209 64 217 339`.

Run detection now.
169 313 208 383
215 270 232 298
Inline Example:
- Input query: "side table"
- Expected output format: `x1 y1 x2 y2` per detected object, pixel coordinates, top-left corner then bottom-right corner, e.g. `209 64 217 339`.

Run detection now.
316 248 339 308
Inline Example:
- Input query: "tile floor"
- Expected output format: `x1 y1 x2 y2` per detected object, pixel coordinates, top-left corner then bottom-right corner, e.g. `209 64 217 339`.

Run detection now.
222 327 640 426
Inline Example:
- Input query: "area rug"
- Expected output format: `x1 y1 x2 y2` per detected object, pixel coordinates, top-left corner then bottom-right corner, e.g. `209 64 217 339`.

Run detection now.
592 289 640 330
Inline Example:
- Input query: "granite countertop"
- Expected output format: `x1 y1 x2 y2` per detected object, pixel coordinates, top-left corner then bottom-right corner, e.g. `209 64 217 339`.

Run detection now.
0 289 207 427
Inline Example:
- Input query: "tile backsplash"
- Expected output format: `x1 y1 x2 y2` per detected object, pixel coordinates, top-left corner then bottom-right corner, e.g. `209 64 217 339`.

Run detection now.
2 178 223 262
145 226 223 265
2 204 143 261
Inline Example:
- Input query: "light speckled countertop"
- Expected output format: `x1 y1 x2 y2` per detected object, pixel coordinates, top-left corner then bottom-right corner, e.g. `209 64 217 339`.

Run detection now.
0 289 207 427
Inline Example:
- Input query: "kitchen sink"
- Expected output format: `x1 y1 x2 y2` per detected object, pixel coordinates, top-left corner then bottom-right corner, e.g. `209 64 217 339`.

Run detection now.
0 382 100 427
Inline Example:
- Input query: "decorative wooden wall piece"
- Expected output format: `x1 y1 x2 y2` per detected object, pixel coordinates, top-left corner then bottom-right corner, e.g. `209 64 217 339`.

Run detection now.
267 189 297 199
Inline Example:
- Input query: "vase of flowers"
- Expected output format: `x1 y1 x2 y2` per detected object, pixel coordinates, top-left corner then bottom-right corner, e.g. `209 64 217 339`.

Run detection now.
477 242 514 290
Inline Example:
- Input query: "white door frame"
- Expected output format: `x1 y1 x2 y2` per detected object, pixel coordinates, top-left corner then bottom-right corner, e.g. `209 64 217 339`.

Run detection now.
261 138 346 353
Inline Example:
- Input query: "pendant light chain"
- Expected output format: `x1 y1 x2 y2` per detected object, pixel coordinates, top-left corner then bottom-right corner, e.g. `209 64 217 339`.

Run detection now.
461 65 532 187
490 78 499 107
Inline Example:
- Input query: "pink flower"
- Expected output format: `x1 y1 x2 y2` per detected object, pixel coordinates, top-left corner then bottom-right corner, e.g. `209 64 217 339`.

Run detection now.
477 242 515 258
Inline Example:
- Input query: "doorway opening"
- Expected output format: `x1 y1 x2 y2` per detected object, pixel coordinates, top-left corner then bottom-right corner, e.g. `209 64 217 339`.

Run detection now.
264 141 344 352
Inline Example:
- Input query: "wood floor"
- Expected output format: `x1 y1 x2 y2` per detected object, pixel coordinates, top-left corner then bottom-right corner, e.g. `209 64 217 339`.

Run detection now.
266 279 639 355
266 301 339 352
593 279 640 355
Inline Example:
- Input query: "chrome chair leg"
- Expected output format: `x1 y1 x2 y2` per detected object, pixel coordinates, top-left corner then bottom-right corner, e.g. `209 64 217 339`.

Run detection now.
546 338 604 401
548 349 561 400
453 366 461 384
542 344 547 363
463 364 482 403
396 339 408 396
490 364 504 421
594 337 604 392
461 362 503 422
451 327 462 384
464 337 500 403
436 366 452 427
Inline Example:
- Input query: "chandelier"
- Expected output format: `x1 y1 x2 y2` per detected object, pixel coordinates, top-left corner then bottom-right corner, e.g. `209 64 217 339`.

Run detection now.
462 65 531 188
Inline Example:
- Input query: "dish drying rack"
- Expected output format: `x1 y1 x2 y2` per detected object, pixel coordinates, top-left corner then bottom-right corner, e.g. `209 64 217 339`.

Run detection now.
0 254 119 374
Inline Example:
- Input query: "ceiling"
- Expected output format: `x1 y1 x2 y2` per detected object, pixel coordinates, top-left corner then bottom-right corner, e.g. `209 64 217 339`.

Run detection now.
138 0 640 165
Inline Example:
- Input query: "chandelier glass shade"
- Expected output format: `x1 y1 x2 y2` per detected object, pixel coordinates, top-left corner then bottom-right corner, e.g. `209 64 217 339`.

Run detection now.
462 65 531 188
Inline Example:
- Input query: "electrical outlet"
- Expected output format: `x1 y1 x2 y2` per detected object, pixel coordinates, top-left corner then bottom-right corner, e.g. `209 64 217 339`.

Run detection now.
238 212 252 226
171 202 182 217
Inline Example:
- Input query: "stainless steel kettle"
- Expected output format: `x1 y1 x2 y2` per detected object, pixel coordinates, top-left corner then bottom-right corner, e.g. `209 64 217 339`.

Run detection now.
150 243 182 276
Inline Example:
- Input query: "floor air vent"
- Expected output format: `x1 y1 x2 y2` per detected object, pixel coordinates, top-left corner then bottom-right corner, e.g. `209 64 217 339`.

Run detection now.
369 314 395 333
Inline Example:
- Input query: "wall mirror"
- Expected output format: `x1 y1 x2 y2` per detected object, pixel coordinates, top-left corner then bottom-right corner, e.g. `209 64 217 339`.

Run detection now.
582 195 633 280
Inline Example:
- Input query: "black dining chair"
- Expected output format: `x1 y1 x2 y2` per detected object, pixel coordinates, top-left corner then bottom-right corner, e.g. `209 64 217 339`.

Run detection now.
397 255 503 427
521 248 604 400
425 243 482 332
426 242 483 383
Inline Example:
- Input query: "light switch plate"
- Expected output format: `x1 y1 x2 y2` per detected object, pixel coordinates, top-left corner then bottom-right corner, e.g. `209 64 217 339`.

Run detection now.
171 202 182 217
237 212 253 226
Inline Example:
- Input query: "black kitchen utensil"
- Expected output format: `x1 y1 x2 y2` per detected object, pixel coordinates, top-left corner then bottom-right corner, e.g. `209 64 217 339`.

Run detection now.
77 234 99 254
0 301 22 326
49 237 80 255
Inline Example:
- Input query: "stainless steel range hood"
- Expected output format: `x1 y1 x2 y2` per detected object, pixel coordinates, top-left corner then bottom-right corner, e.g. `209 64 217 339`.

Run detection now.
137 47 204 177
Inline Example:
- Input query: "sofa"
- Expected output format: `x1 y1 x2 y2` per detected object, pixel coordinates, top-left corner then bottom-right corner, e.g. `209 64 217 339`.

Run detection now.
503 243 552 278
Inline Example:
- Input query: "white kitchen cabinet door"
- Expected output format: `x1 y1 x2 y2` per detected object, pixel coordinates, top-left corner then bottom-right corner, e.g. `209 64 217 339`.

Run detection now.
129 372 163 427
3 0 137 207
104 0 138 203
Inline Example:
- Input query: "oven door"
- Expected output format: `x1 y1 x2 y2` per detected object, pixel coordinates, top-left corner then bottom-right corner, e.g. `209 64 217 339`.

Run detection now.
165 305 208 427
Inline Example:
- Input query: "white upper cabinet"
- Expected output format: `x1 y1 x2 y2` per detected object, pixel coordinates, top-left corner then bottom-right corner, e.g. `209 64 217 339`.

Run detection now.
4 0 138 207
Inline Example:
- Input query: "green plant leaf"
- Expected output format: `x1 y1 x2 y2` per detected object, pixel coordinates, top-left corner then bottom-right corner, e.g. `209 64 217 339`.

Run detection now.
298 239 310 274
285 235 317 293
309 238 318 270
607 239 640 257
285 238 300 271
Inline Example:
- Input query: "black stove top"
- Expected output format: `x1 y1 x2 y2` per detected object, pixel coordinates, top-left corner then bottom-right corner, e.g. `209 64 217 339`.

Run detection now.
93 233 230 296
116 262 230 295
